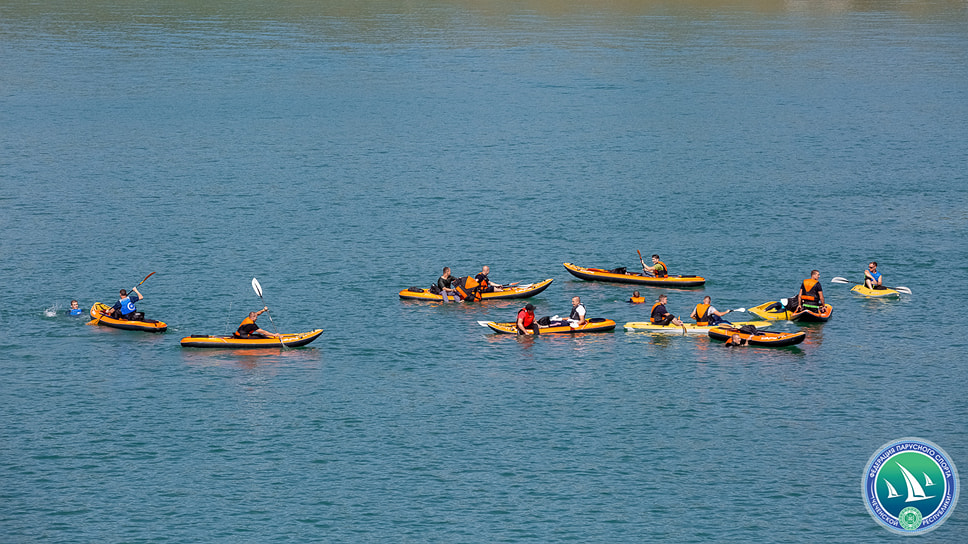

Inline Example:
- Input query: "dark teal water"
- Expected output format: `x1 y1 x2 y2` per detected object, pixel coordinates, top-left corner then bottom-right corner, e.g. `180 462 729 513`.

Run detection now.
2 2 967 541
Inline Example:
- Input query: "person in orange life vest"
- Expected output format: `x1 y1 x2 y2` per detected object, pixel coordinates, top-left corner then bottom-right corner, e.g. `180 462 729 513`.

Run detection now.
437 267 461 302
516 303 540 335
796 270 825 312
235 307 281 338
475 265 503 293
725 333 750 347
864 261 885 289
642 254 668 277
690 296 732 325
108 287 142 319
629 291 645 304
650 294 682 326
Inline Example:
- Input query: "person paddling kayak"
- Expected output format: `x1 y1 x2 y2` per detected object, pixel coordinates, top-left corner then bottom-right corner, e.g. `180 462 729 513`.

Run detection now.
864 261 886 290
108 287 143 320
235 307 281 338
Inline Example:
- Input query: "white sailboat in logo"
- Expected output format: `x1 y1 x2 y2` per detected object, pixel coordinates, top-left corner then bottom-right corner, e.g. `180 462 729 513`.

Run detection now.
896 462 935 502
923 472 935 487
884 479 901 499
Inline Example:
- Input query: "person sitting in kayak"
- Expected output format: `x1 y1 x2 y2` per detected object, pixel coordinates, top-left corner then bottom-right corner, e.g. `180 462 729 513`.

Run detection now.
642 254 668 277
796 270 825 312
563 296 587 327
629 291 645 304
516 303 540 335
690 296 732 325
437 267 461 302
68 299 83 316
234 307 281 338
109 287 142 320
475 265 503 293
864 261 886 290
650 294 682 326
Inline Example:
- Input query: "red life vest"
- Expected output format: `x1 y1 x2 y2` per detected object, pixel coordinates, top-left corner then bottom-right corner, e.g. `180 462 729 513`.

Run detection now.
517 308 534 327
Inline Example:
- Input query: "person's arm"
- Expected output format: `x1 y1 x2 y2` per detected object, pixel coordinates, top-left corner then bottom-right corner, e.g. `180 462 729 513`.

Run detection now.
516 316 526 334
256 328 280 338
577 307 586 326
818 286 825 306
689 307 698 320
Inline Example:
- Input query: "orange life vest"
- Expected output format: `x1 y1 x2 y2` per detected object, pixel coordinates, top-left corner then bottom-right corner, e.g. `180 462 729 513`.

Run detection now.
800 278 820 302
653 260 668 277
694 303 710 326
650 302 664 324
235 316 257 337
629 296 645 304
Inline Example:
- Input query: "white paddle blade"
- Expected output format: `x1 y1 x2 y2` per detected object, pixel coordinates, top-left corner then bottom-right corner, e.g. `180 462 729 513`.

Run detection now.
896 286 913 294
477 321 492 327
733 308 746 313
830 277 850 284
251 277 263 298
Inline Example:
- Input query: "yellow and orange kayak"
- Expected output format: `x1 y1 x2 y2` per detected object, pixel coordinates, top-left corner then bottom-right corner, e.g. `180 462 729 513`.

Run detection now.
563 263 705 288
89 302 167 332
180 329 323 348
708 326 805 347
399 278 553 301
482 318 616 334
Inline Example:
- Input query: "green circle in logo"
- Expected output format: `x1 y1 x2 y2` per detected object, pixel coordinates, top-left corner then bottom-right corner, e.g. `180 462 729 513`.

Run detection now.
898 507 922 530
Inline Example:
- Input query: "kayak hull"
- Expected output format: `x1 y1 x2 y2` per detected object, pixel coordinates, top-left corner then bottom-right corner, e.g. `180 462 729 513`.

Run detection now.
850 284 900 298
180 329 324 348
563 262 705 287
89 302 167 332
624 320 771 333
708 326 806 347
484 318 616 334
791 304 833 323
399 278 553 301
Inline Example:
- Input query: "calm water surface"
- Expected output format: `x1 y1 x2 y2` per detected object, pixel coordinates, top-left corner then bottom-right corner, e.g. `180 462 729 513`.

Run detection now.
2 1 967 541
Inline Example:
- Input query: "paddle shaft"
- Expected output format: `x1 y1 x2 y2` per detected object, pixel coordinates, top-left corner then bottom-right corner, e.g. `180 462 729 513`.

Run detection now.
831 277 911 294
251 278 286 348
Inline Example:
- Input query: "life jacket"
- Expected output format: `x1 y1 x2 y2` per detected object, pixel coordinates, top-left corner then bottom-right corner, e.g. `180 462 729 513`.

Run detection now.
650 302 665 324
517 308 534 327
235 316 258 337
454 276 480 300
119 296 137 315
476 273 490 291
653 261 668 277
69 308 83 316
694 303 711 326
629 296 645 304
800 278 820 302
570 303 586 321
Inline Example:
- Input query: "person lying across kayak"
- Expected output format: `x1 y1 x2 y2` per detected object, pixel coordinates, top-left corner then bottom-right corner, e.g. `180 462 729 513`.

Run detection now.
796 270 825 312
650 294 682 326
725 333 750 347
516 303 539 335
437 267 461 302
108 287 142 320
690 296 732 325
641 254 668 277
475 265 503 293
235 307 281 338
629 291 645 304
864 261 886 290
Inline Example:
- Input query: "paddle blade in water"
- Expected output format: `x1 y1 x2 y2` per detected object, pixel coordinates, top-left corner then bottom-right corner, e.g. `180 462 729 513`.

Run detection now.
252 278 263 298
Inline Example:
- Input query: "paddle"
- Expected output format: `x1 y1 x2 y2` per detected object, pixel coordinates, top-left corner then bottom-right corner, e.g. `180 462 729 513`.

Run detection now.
830 277 912 295
87 271 156 325
251 277 286 348
637 250 648 274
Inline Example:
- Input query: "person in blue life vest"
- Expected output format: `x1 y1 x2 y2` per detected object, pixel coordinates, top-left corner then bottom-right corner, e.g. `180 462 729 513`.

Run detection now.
109 287 143 319
864 261 885 290
235 307 281 338
68 299 83 316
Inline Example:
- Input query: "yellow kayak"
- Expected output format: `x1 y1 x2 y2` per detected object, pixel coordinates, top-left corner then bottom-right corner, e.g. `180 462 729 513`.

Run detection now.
623 320 771 333
180 329 324 348
482 318 616 334
850 284 901 298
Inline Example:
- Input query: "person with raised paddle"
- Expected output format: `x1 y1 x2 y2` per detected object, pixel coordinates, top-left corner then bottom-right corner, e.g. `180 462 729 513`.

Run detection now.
650 294 682 327
516 303 540 335
864 261 885 290
234 307 281 339
796 270 825 313
107 287 143 320
690 296 732 326
642 254 668 278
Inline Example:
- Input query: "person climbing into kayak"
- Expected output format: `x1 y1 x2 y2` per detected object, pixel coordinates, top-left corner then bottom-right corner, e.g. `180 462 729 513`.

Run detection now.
642 254 668 277
437 267 461 302
796 270 825 312
650 294 682 326
108 287 142 320
475 265 504 293
235 307 281 338
725 333 750 347
864 262 885 290
690 296 732 326
629 291 645 304
516 303 539 335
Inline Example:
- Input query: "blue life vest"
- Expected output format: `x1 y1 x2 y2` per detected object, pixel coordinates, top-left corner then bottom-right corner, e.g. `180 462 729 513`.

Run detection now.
69 308 83 316
120 297 137 315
